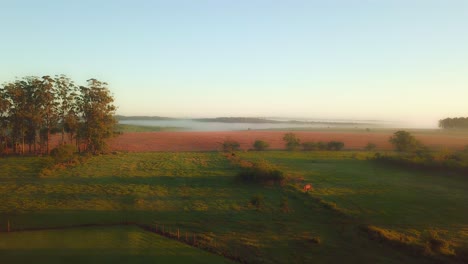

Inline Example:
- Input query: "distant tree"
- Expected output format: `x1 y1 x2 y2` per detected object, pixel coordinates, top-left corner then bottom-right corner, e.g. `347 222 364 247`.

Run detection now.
222 139 240 152
327 141 344 151
77 79 117 153
253 140 269 151
439 117 468 129
302 142 317 151
283 133 301 150
364 142 377 151
316 141 327 150
389 131 421 152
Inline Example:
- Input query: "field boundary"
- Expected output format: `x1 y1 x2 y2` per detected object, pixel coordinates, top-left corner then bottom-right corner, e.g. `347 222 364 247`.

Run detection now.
0 221 243 263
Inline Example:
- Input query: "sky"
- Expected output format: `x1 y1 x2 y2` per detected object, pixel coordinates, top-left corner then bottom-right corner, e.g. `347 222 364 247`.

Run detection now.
1 0 467 127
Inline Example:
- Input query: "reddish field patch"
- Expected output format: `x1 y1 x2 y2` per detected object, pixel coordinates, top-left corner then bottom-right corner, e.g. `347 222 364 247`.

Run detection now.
108 131 468 152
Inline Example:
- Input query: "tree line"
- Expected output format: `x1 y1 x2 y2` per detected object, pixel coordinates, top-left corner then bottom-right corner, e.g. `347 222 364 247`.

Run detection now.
439 117 468 129
0 75 116 155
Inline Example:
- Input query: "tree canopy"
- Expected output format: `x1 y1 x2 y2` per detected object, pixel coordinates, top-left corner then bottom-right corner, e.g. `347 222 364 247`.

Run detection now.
283 133 301 150
389 131 421 152
439 117 468 129
0 75 116 155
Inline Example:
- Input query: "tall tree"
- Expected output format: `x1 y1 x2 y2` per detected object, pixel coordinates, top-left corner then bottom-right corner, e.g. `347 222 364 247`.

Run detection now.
37 75 59 154
4 80 29 154
78 79 116 153
54 74 78 144
0 87 11 154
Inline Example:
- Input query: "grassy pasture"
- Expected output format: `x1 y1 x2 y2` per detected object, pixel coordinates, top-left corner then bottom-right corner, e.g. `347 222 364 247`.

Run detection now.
238 151 468 252
0 226 232 264
0 151 466 263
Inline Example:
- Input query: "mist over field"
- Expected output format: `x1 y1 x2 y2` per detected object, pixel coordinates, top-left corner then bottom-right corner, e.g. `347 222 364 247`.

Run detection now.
1 1 468 264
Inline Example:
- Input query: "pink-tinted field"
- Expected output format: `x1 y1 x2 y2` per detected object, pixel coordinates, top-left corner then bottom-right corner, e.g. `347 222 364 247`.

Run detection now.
108 130 468 152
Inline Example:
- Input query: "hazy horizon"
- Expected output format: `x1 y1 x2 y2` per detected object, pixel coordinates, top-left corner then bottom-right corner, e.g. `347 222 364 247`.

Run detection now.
1 1 467 128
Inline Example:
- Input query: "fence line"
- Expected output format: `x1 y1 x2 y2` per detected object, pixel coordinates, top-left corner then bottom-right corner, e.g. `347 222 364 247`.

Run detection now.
0 219 245 263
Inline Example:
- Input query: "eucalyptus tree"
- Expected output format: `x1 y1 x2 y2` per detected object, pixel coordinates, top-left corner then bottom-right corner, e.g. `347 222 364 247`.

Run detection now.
37 75 60 154
3 80 28 154
54 74 78 144
24 77 42 153
78 78 116 153
0 87 11 153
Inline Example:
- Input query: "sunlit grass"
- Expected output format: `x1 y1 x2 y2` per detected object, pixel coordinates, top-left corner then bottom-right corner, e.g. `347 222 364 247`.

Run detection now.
0 226 233 264
239 151 468 251
0 151 465 263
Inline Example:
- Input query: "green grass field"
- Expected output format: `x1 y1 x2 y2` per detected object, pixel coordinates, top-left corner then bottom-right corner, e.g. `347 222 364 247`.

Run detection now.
0 225 232 264
0 151 467 263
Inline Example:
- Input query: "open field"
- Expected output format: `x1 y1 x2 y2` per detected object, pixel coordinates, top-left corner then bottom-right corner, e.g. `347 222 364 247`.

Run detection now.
238 152 468 249
108 129 468 152
0 226 231 264
1 151 467 263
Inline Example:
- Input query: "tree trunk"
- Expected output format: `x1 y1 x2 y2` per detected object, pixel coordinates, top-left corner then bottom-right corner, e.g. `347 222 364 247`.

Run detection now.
61 127 65 145
46 128 50 155
21 129 24 155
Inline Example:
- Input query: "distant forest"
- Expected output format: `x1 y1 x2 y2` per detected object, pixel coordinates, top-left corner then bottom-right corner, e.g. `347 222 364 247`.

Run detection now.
115 115 175 121
439 117 468 129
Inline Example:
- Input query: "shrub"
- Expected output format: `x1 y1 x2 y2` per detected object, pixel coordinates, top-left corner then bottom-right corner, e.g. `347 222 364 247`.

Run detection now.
236 161 285 185
283 133 301 150
424 230 454 255
389 130 421 152
250 194 264 210
316 141 327 150
50 144 77 164
364 142 377 151
222 140 240 152
253 140 269 151
327 141 344 151
302 142 317 151
280 196 290 213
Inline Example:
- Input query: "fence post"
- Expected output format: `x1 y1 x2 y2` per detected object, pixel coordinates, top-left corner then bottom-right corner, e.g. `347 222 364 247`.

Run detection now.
185 232 188 242
177 228 180 240
7 219 10 232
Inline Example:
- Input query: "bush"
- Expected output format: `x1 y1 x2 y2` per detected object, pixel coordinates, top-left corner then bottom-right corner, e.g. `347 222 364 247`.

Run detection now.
222 140 240 152
283 133 301 150
389 130 421 152
316 141 327 150
424 230 454 255
364 142 377 151
280 196 290 213
50 144 77 164
250 194 264 210
236 161 285 185
302 142 317 151
327 141 344 151
253 140 269 151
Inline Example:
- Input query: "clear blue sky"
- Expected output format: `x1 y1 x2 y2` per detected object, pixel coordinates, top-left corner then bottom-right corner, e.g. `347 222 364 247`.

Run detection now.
1 0 467 127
